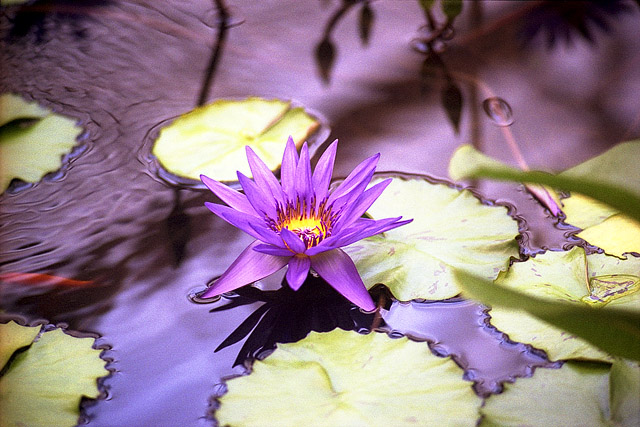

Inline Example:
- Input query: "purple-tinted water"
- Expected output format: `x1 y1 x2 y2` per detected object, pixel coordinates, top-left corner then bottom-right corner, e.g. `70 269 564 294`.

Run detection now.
1 1 639 425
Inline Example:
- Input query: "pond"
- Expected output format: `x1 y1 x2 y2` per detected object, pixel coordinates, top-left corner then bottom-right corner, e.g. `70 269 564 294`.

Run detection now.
1 1 639 426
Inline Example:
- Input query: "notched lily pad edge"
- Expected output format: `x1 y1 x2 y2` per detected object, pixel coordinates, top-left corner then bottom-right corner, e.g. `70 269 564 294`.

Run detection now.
204 326 515 423
0 314 115 422
384 298 555 397
3 140 89 195
1 97 88 196
139 98 331 192
358 170 530 300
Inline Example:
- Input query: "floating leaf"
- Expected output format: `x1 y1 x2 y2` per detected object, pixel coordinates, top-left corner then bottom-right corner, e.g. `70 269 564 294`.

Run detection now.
481 360 640 427
152 97 321 184
216 329 480 426
0 93 49 127
0 322 108 427
456 247 640 362
0 321 40 368
0 94 82 193
345 175 520 301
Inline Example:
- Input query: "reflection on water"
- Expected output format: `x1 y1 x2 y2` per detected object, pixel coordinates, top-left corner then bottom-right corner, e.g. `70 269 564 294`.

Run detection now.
209 276 389 367
383 299 557 396
1 0 639 425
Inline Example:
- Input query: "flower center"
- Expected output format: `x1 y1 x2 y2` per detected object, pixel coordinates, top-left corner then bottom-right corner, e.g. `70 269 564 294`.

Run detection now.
270 197 335 249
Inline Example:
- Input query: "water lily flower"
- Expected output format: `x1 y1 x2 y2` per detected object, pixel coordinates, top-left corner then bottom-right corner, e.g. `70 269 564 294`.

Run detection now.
200 137 411 311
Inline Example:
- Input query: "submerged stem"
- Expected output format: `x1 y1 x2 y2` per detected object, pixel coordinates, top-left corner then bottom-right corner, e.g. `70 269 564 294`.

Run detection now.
196 0 229 107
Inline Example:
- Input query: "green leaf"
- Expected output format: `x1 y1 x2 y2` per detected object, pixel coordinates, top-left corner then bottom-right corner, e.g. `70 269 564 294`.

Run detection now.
561 140 640 193
0 0 31 6
418 0 435 13
152 97 321 183
448 143 640 225
0 324 108 427
609 358 640 425
0 94 82 193
0 321 40 369
559 141 640 258
481 361 640 427
454 247 640 362
345 176 520 301
450 142 640 257
216 329 480 426
441 0 463 21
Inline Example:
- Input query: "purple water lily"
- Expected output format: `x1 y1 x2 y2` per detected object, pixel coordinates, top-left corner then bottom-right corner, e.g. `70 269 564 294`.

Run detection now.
200 136 410 311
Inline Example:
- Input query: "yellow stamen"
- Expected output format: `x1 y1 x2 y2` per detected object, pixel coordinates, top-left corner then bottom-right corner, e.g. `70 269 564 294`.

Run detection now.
269 197 335 249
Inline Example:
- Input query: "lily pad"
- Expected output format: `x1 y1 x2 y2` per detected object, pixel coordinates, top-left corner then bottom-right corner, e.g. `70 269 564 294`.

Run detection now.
0 93 83 193
151 97 323 184
486 247 640 362
0 320 40 368
344 175 520 301
0 93 49 127
481 360 640 427
216 329 480 426
0 322 108 427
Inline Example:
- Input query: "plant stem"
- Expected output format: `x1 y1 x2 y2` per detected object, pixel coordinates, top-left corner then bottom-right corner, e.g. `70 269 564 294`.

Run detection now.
196 0 229 107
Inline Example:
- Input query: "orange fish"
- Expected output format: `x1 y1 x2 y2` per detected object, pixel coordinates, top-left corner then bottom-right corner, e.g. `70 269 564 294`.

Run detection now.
0 272 93 287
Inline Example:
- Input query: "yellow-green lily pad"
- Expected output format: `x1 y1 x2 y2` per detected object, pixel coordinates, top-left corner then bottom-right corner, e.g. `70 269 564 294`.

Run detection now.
0 93 49 127
488 247 640 362
0 93 83 193
151 97 322 184
344 175 520 301
0 322 108 427
216 329 480 426
481 359 640 427
0 320 40 368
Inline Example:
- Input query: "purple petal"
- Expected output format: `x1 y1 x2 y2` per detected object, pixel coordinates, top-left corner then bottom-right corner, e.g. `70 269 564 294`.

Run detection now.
237 172 277 218
280 227 306 254
201 174 254 214
200 241 290 298
286 255 311 291
246 146 284 204
294 143 313 201
253 244 294 256
248 222 285 247
334 178 391 232
205 202 266 241
310 249 376 311
306 216 411 255
281 136 299 199
333 218 413 248
327 153 379 206
312 139 338 203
